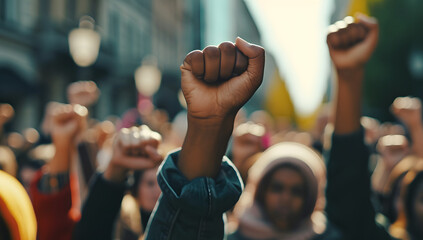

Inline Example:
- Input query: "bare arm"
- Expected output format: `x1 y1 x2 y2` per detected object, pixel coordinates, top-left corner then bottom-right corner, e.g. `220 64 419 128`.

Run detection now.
48 104 87 174
328 15 379 134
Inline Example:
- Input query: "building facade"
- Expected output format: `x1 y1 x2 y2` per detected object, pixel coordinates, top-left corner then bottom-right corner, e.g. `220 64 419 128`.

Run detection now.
0 0 203 131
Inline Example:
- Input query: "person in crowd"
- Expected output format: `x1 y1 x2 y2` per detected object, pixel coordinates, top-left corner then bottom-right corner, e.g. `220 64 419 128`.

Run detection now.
73 125 162 240
228 142 341 240
372 135 410 213
325 14 393 239
377 155 418 225
391 96 423 158
131 167 161 231
144 37 265 239
115 166 162 240
389 161 423 240
30 103 88 240
0 103 14 142
0 145 17 177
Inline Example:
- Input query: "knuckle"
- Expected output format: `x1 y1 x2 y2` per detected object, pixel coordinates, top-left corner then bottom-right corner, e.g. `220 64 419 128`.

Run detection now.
219 42 235 52
203 46 220 57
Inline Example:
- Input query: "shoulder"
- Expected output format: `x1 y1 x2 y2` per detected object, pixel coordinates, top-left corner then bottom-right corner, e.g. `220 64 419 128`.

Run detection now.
227 230 247 240
314 221 343 240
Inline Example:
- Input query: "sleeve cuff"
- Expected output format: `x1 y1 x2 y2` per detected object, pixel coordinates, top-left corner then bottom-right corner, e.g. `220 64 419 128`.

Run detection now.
38 171 70 194
157 149 244 218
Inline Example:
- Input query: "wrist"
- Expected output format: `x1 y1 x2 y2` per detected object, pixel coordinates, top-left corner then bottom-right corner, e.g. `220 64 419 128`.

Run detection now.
103 162 128 183
52 135 75 148
336 67 365 82
179 114 236 179
409 123 423 133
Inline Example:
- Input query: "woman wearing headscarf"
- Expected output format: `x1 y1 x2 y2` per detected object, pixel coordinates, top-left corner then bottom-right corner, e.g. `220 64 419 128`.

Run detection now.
228 142 341 240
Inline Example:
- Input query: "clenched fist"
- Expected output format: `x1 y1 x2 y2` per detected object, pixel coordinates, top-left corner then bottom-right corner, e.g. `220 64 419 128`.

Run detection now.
104 125 163 183
391 96 422 129
51 103 88 144
0 104 14 127
327 14 379 70
67 80 100 107
181 37 265 122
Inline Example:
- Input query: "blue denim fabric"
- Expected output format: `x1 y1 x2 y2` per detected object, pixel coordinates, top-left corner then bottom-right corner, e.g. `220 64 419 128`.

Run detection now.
145 149 244 240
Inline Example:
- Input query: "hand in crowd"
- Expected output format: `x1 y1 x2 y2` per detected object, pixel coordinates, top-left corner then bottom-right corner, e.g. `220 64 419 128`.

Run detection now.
103 125 162 183
50 103 88 145
391 96 422 129
181 38 264 122
178 38 265 179
48 103 88 174
0 103 14 128
67 81 100 107
328 14 379 134
391 96 423 157
377 134 409 170
232 122 265 168
327 14 379 70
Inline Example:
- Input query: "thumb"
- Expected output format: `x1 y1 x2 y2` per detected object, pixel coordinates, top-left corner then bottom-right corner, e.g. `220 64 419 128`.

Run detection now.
356 13 378 30
356 13 379 48
235 37 265 85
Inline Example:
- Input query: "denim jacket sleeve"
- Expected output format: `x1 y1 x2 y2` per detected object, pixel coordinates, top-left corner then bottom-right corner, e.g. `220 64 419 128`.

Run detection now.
145 149 244 240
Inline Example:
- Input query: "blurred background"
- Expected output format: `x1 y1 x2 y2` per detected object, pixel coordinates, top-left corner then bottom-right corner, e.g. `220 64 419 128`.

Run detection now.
1 0 423 133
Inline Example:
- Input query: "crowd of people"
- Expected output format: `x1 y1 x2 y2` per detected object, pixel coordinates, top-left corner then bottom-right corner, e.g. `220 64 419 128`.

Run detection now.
0 13 423 240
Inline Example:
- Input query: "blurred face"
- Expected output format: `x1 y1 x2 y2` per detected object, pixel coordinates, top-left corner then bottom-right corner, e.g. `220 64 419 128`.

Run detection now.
264 167 306 231
137 168 161 212
412 180 423 236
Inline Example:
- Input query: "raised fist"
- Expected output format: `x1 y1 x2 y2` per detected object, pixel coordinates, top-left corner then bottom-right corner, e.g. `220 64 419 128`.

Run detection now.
104 125 163 182
376 134 409 170
391 96 422 129
327 14 379 70
50 103 88 143
232 122 265 168
0 104 14 127
67 80 100 107
181 37 265 122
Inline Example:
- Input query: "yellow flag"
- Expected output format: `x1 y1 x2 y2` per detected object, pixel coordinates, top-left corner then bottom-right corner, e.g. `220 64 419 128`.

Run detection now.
264 70 295 121
347 0 370 16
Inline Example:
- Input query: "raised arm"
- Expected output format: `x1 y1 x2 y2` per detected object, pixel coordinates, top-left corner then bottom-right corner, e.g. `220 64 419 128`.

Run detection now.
145 38 265 240
30 103 87 240
48 104 87 174
327 14 378 134
178 38 265 180
74 125 162 240
325 14 392 240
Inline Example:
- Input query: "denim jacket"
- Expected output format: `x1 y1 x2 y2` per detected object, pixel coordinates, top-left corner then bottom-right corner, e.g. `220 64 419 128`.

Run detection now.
145 149 244 240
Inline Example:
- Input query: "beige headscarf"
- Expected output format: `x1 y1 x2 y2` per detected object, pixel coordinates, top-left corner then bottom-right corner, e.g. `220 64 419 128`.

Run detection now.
233 142 327 240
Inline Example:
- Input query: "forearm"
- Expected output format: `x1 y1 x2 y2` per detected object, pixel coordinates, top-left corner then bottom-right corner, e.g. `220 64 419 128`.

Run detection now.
73 173 126 240
334 68 364 134
409 124 423 158
48 140 74 174
179 115 235 180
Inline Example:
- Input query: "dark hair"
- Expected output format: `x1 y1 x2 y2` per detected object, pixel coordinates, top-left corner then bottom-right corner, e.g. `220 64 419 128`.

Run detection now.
405 171 423 235
130 170 145 197
0 213 11 240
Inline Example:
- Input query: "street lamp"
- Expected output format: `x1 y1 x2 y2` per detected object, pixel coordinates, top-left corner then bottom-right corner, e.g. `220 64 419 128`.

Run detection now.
68 16 101 67
134 56 162 97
